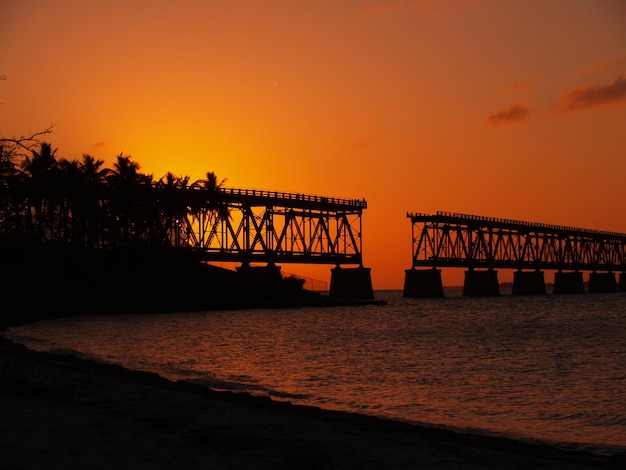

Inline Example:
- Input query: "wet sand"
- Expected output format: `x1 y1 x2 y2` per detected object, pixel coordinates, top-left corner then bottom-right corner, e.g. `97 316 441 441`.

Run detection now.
1 334 623 470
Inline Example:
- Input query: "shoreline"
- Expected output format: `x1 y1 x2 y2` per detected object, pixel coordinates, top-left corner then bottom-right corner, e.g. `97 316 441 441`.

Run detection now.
2 314 625 468
0 245 386 319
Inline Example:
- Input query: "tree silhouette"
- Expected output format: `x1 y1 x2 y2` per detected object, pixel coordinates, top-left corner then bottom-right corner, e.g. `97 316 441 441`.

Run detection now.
105 154 151 245
191 171 229 219
80 154 110 183
156 172 193 246
20 142 59 241
0 127 54 237
0 134 230 254
192 171 226 191
0 133 314 315
0 142 20 234
55 157 81 242
77 155 110 248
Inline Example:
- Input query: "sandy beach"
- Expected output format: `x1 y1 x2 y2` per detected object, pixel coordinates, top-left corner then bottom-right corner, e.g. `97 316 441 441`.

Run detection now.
1 330 624 470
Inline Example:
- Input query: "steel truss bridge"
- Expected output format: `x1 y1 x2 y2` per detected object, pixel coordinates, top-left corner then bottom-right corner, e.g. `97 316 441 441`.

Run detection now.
166 187 366 266
407 211 626 271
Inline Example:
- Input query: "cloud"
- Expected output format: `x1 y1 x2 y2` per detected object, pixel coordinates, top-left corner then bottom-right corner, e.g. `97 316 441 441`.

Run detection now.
91 141 111 151
507 80 531 92
555 75 626 114
486 103 530 127
586 55 626 76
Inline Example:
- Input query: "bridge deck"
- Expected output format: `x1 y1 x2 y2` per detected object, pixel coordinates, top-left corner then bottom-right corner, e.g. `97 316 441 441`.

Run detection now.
407 211 626 271
208 187 367 211
408 211 626 241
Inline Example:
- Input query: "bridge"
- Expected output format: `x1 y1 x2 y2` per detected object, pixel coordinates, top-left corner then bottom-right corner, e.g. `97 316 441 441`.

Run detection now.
404 211 626 296
161 187 374 300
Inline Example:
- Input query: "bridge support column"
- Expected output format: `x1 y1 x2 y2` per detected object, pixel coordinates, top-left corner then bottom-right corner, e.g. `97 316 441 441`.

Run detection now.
553 271 585 294
512 270 546 295
588 272 617 293
463 269 500 296
403 268 444 298
329 266 374 300
620 273 626 292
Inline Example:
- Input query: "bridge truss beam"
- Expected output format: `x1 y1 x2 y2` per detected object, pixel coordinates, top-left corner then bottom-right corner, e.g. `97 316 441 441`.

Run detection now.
167 188 366 266
408 211 626 272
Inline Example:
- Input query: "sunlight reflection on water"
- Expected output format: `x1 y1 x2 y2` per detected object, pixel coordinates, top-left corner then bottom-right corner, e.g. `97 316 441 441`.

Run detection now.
7 290 626 454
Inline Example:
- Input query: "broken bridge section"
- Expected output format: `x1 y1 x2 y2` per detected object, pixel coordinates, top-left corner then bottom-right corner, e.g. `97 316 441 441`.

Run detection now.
404 211 626 297
164 187 373 300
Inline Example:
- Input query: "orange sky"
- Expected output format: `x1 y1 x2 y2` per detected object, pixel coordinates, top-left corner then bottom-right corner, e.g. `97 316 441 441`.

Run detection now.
2 0 626 289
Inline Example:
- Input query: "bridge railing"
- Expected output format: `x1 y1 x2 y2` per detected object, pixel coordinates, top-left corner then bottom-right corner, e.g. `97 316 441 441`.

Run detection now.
184 186 368 210
218 187 367 208
152 183 367 209
407 211 626 240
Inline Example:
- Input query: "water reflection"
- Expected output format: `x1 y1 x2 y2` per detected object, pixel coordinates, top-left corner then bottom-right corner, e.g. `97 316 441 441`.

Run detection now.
6 290 626 453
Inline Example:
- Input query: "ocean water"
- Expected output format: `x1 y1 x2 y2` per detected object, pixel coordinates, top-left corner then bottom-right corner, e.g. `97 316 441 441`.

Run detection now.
6 289 626 455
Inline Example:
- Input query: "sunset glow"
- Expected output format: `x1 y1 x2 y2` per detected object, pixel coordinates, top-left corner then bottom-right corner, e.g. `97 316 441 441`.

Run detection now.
2 0 625 288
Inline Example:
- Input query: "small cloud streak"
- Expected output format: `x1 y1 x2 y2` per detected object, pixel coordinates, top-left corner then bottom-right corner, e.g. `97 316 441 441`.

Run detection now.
91 141 111 151
507 80 531 92
555 75 626 114
586 55 626 76
486 103 530 127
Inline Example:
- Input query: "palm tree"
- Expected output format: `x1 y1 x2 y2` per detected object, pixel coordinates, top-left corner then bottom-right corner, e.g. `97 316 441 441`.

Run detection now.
156 172 193 247
0 127 55 238
20 142 59 242
56 158 82 242
80 154 110 184
78 155 110 248
21 142 57 178
191 171 228 215
0 142 21 233
108 154 142 186
106 154 155 246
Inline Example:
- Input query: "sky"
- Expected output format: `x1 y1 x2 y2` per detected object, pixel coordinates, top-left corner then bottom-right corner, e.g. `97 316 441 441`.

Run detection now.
2 0 625 289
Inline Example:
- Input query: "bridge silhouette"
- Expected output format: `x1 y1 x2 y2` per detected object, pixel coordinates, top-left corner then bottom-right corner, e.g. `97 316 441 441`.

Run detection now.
162 190 625 298
163 187 374 300
404 211 626 297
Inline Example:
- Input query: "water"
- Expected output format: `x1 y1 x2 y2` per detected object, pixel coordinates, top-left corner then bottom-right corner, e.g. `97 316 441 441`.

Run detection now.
5 289 626 455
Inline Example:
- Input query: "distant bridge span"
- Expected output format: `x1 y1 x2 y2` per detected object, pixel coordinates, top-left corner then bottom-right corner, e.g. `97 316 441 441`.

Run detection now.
404 211 626 296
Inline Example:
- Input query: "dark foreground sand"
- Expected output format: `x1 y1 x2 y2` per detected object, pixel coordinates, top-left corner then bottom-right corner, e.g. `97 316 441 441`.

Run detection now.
1 336 624 470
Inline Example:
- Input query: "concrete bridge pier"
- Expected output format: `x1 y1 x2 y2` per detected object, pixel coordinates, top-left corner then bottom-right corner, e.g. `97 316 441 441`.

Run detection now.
512 270 547 295
329 266 374 300
588 272 617 293
553 271 585 294
619 273 626 292
403 268 444 297
463 269 500 296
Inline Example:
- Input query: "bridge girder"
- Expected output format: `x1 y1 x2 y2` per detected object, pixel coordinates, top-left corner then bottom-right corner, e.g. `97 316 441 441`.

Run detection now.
408 211 626 271
164 190 365 265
